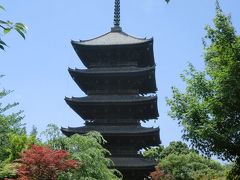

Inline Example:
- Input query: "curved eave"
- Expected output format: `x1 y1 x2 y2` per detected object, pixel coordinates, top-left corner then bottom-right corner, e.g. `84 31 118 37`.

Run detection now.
65 95 158 120
61 126 160 147
65 95 157 104
71 31 152 47
111 157 156 180
71 37 153 48
68 66 155 75
110 157 157 169
68 66 157 95
61 126 159 136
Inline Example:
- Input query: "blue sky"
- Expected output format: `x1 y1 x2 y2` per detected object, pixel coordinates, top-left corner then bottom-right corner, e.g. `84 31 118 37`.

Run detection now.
1 0 240 147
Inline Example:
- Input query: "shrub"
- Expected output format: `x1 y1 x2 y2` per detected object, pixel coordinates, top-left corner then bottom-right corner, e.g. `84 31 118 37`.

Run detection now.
17 145 78 180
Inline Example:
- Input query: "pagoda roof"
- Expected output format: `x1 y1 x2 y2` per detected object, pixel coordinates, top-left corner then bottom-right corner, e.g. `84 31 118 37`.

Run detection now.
110 157 156 179
61 125 159 136
72 31 151 46
71 36 154 68
65 95 158 120
68 66 157 95
61 125 160 148
65 95 156 103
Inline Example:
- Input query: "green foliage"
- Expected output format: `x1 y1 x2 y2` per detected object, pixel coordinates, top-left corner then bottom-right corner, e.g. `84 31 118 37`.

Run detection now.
0 77 25 164
143 141 195 161
4 133 37 164
160 141 195 159
41 123 65 150
0 76 37 179
226 161 240 180
143 145 164 161
0 4 27 50
145 141 227 180
0 163 19 179
159 152 225 180
0 133 37 179
42 124 122 180
0 131 37 179
167 2 240 169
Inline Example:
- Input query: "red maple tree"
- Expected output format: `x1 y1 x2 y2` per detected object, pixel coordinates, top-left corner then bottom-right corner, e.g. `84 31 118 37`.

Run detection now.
17 145 78 180
150 167 175 180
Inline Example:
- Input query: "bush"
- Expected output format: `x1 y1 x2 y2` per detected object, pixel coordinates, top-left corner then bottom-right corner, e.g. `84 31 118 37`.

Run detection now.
17 145 78 180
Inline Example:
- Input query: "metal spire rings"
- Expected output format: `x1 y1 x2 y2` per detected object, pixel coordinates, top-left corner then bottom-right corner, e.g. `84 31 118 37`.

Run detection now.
111 0 122 32
114 0 120 26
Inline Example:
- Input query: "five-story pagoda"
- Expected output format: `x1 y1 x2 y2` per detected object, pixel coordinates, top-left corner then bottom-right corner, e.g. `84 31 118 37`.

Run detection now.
61 0 161 179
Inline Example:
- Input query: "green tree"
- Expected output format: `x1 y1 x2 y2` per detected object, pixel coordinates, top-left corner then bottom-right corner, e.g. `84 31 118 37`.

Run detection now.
0 4 26 50
0 133 37 179
167 2 240 173
160 141 195 159
143 141 194 162
0 77 38 179
0 163 19 179
158 152 225 180
0 76 25 163
143 145 164 161
42 124 122 180
143 141 195 161
3 133 37 163
145 142 227 180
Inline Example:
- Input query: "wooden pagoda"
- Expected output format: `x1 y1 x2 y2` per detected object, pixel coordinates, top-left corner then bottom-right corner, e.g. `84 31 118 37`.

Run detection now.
61 0 160 179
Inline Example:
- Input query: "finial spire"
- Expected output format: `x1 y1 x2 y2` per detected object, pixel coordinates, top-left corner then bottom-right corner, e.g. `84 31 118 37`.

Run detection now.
111 0 122 32
114 0 120 27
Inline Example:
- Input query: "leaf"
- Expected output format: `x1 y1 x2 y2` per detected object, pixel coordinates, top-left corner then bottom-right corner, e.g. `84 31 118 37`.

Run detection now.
6 20 13 26
3 28 11 35
15 28 25 39
0 20 7 24
165 0 170 3
0 44 5 50
0 5 5 11
14 23 27 39
0 40 7 46
15 23 25 28
15 23 27 32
